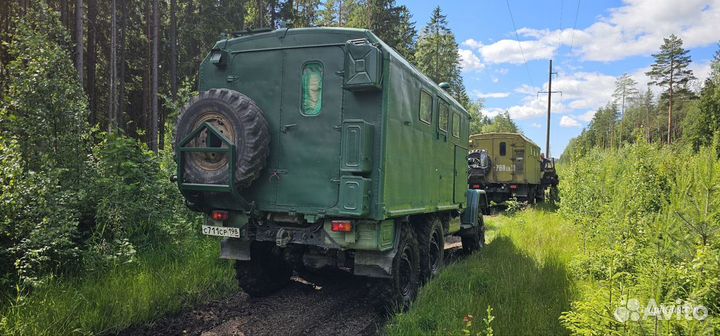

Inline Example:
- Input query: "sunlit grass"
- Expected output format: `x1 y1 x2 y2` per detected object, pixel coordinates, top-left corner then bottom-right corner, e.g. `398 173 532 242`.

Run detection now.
0 238 237 335
386 206 581 335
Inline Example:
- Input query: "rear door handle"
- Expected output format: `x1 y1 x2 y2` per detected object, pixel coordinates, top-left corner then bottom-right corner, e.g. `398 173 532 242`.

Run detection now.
281 124 297 133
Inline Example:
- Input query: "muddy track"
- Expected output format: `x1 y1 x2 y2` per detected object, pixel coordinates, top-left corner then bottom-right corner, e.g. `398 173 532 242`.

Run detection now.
119 243 464 336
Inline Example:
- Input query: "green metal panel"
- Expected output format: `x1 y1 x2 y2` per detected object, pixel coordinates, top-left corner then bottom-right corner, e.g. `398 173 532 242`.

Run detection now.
338 176 370 216
323 219 394 251
340 120 373 173
190 28 470 221
276 46 345 208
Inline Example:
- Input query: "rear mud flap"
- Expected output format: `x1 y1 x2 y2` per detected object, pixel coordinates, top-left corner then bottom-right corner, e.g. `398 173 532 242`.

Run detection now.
353 222 400 278
353 249 396 278
220 238 251 261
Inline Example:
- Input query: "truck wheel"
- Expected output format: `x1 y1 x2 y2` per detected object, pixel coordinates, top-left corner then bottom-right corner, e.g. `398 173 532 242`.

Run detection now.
417 217 444 282
461 217 485 254
235 242 292 297
369 224 420 314
174 89 270 188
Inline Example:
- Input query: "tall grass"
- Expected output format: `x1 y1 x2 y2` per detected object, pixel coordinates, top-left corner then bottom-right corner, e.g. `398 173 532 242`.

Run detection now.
558 142 720 334
386 207 580 335
0 237 236 335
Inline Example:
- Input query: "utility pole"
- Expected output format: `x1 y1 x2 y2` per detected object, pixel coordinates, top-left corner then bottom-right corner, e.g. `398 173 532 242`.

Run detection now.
538 60 561 158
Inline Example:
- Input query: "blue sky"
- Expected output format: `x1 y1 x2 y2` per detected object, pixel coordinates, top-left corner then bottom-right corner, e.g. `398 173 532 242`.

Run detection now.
398 0 719 157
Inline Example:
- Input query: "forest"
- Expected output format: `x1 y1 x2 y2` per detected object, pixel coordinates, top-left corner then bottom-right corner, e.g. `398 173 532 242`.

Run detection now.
1 0 719 335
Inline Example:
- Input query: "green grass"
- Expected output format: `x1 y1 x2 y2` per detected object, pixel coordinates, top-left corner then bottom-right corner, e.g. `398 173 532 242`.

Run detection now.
0 237 237 335
386 206 581 336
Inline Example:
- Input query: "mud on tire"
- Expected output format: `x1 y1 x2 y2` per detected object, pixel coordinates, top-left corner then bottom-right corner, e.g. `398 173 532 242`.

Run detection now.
174 89 270 188
417 216 444 283
461 216 485 254
235 242 292 297
368 224 420 315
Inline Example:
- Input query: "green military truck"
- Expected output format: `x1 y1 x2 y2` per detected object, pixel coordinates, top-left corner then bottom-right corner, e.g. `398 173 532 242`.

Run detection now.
468 132 558 204
173 27 487 311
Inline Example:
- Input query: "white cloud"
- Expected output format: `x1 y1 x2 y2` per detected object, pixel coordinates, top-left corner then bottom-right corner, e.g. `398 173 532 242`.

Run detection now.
458 49 485 72
560 116 582 128
491 77 500 83
495 68 509 76
483 108 504 118
514 84 541 95
577 110 597 122
503 71 618 120
467 0 720 64
531 123 543 128
474 91 511 99
479 39 556 64
462 38 484 49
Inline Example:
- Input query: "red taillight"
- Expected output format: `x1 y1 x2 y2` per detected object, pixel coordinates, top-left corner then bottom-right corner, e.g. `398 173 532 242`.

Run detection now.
510 185 518 190
472 184 481 189
331 220 353 232
211 210 229 221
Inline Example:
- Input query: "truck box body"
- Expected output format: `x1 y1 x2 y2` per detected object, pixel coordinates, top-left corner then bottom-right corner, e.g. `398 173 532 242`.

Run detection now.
194 28 470 221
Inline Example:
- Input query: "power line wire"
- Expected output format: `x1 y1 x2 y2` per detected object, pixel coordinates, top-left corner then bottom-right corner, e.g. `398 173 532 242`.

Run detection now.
505 0 535 87
569 0 581 55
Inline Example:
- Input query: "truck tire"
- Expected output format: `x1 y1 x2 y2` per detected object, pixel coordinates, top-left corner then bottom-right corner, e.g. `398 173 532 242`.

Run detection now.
369 224 420 314
174 89 269 188
461 216 485 254
417 216 444 282
235 242 292 297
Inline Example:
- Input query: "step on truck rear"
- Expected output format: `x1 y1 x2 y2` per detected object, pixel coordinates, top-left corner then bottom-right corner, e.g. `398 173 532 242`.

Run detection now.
173 27 487 312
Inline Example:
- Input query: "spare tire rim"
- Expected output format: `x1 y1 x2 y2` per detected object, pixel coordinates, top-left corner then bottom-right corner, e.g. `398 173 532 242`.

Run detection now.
189 111 236 172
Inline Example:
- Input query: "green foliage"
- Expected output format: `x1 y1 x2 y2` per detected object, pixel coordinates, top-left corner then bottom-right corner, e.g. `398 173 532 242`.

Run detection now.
85 133 195 268
414 6 468 107
478 111 521 134
0 4 197 289
0 239 236 336
386 209 579 335
0 139 83 288
0 2 89 180
558 142 720 335
646 34 696 98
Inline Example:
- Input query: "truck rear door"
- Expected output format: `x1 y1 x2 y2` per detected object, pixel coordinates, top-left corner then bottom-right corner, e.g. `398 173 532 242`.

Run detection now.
275 46 345 209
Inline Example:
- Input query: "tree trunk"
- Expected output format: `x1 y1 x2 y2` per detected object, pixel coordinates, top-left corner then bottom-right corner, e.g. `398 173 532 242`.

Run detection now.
86 0 97 125
108 0 117 132
117 0 128 129
75 0 83 86
170 0 177 98
151 0 159 153
668 58 674 145
143 0 152 145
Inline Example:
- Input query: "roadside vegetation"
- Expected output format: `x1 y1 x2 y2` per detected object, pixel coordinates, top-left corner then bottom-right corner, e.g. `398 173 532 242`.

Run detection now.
0 239 236 335
559 140 719 334
387 206 580 335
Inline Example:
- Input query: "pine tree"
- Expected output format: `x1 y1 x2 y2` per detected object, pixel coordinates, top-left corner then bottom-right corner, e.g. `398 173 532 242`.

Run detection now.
683 45 720 149
318 0 357 26
414 6 467 107
612 73 639 147
646 34 696 144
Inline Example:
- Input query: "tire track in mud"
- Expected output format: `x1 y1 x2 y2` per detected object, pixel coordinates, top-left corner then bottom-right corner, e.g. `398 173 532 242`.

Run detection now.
119 243 465 336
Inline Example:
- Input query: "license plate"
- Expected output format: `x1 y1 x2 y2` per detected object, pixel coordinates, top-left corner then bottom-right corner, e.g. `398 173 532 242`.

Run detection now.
201 225 240 238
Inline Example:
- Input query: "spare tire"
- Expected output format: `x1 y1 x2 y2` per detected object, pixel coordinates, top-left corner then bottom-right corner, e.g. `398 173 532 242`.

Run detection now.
174 89 270 188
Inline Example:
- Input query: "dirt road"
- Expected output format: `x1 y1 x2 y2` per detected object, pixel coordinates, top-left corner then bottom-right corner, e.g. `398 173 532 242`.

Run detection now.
119 243 464 336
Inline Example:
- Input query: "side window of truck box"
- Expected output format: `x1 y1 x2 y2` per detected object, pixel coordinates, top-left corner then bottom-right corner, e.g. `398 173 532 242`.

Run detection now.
419 90 432 124
452 112 460 138
438 101 449 132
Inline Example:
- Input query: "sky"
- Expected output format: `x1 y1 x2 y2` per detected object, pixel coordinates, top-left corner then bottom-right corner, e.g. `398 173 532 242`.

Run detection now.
397 0 719 157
